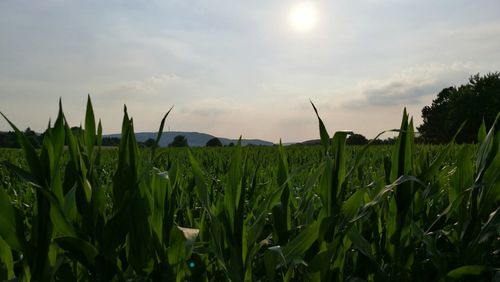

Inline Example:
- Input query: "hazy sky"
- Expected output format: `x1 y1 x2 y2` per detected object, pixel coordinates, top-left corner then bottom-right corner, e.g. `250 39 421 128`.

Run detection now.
1 0 499 143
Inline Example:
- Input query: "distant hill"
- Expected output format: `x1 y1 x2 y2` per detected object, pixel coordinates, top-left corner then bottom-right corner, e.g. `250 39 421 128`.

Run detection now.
299 139 321 145
104 131 274 147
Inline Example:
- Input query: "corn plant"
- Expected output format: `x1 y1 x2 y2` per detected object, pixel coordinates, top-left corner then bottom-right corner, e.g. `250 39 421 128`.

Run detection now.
0 98 499 281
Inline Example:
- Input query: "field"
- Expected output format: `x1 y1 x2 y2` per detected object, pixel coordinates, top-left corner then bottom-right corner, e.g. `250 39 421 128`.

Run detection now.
0 99 499 281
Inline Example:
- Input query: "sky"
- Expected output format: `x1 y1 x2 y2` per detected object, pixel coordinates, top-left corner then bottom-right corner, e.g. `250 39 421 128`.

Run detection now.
1 0 499 143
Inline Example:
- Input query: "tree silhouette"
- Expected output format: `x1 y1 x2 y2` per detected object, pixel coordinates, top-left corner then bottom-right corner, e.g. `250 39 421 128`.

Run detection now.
206 137 222 147
169 135 188 147
346 133 368 145
144 138 156 148
0 131 19 148
418 72 500 143
24 127 41 148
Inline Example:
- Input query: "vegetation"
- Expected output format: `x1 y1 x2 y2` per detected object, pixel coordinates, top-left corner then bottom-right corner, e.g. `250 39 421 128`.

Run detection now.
418 72 500 144
0 97 499 281
169 135 189 147
346 133 368 145
206 137 223 147
0 128 41 148
144 138 157 148
101 136 121 147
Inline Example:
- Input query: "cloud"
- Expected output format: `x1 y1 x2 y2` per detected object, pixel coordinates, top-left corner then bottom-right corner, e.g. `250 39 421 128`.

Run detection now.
107 74 182 94
350 79 438 107
341 62 480 108
186 98 233 118
99 73 203 104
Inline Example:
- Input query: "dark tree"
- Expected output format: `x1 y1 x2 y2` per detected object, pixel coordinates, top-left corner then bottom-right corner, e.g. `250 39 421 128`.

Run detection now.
102 137 121 146
169 135 188 147
418 72 500 143
144 138 156 148
346 133 368 145
71 126 82 136
206 137 222 147
24 127 41 148
0 131 20 148
417 87 455 143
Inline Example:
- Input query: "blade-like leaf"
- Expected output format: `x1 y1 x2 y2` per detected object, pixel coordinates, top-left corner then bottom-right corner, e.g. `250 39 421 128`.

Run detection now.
85 95 96 157
446 265 489 278
0 188 24 251
310 100 331 151
282 221 319 264
55 237 98 269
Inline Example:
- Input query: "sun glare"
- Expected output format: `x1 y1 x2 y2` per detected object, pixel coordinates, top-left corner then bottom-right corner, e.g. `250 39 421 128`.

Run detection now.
289 2 318 32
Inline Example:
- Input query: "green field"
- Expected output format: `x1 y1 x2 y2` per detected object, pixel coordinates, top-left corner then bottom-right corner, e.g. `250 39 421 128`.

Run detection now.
0 99 499 281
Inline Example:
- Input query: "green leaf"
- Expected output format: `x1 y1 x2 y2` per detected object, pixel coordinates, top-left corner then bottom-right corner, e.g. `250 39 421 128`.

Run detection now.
102 206 130 255
167 226 188 266
346 129 399 179
418 119 465 183
151 106 174 160
0 236 14 280
310 100 331 151
97 119 103 147
342 188 367 220
282 221 320 264
354 175 426 222
224 138 243 236
476 113 500 181
188 151 211 213
0 112 43 182
330 131 348 202
1 161 42 188
477 119 487 144
446 265 489 278
347 227 374 260
85 95 96 157
63 185 78 222
34 186 76 237
55 237 98 269
0 188 24 251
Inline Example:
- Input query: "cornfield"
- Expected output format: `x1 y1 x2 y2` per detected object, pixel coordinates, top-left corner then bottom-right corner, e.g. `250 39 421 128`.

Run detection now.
0 97 499 281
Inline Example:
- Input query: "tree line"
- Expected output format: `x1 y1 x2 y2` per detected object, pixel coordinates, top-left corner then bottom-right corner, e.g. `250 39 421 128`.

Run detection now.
0 130 230 148
418 72 500 143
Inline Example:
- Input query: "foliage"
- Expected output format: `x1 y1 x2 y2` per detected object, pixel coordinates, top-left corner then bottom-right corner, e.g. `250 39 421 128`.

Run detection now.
169 135 189 147
101 136 121 146
144 138 157 148
346 133 368 145
0 131 20 148
0 128 43 148
206 137 223 147
0 98 499 281
418 72 500 143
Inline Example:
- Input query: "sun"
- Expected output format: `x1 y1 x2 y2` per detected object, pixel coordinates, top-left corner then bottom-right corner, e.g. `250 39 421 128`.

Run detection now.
288 2 318 32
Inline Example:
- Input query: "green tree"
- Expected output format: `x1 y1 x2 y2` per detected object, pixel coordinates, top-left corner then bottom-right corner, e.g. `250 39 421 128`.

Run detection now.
206 137 222 147
169 135 188 147
418 72 500 143
144 138 156 148
346 133 368 145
